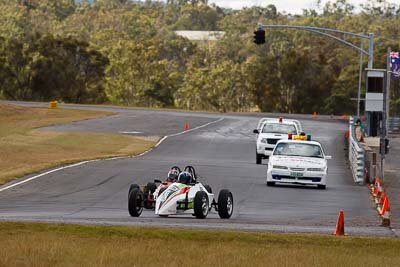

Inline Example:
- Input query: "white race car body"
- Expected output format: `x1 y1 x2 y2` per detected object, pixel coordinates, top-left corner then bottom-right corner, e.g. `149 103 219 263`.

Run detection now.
266 139 329 188
155 182 213 216
256 119 301 157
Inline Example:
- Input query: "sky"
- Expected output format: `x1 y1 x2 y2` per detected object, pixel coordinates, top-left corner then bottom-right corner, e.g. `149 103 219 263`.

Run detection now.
207 0 400 14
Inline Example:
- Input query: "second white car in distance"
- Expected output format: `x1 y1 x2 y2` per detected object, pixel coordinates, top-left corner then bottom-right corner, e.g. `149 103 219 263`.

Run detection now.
253 117 302 164
266 135 331 189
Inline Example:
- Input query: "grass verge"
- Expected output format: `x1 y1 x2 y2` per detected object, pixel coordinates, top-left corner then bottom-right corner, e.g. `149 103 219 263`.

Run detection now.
0 221 399 267
0 103 155 185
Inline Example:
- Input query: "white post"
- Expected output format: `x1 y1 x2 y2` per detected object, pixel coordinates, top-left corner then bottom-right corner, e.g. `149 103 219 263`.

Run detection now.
368 33 374 69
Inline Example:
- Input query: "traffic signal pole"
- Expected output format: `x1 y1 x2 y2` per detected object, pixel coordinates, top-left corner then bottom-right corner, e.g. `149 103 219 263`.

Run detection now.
380 47 391 181
256 23 374 117
256 23 374 68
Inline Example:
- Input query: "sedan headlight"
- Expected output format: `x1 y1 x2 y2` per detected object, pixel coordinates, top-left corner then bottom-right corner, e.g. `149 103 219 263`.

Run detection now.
307 167 325 172
260 138 268 143
273 165 288 170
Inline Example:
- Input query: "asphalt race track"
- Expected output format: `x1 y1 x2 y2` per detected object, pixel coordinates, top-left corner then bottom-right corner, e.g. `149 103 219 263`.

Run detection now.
0 102 395 237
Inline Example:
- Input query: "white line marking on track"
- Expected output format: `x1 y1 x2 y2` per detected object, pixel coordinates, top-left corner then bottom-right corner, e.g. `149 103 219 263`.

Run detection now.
0 117 224 193
119 131 143 134
0 161 99 193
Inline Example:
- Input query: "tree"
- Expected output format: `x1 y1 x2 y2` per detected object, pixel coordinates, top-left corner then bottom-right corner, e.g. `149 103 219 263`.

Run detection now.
173 4 222 30
104 40 179 107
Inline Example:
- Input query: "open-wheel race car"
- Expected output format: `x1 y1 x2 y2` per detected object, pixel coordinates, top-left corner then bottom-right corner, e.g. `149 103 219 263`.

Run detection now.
128 166 233 219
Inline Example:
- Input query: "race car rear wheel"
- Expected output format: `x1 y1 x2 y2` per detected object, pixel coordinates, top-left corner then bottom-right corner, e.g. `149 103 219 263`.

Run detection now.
194 191 209 219
256 154 262 164
146 182 157 194
128 188 143 217
218 189 233 219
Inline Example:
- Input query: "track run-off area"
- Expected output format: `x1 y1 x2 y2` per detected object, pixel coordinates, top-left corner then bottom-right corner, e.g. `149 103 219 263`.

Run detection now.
0 102 395 237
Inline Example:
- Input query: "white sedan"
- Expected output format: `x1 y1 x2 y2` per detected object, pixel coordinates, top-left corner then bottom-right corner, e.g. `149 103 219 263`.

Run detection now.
266 136 331 189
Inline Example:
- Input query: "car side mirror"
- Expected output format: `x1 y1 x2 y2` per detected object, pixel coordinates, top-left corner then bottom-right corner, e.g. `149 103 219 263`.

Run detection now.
253 129 259 134
154 179 162 183
325 155 332 160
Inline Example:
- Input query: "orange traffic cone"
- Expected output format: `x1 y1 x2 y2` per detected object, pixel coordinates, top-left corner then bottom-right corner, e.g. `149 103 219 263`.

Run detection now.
376 185 383 202
374 178 382 189
333 210 346 236
372 186 379 197
184 121 189 131
380 196 389 216
313 112 317 120
371 177 380 191
378 191 386 207
380 196 391 227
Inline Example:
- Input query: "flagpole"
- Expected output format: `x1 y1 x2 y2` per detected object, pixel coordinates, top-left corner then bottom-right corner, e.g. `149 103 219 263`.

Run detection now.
386 50 391 132
381 47 390 181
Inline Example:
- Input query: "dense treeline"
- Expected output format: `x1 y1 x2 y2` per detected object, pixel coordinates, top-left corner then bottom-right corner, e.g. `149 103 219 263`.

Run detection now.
0 0 399 114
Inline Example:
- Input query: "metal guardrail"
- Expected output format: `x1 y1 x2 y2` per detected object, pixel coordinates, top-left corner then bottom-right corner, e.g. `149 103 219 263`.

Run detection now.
348 117 365 184
388 117 400 133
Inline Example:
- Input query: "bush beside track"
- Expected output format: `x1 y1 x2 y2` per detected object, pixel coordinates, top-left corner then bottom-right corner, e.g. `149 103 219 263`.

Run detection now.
0 222 399 267
0 103 155 185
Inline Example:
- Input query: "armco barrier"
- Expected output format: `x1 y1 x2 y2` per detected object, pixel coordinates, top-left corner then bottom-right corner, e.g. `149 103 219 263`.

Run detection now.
348 117 365 185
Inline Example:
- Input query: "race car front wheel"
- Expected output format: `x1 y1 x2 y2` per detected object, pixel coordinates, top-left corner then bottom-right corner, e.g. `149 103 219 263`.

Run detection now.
218 189 233 219
128 188 143 217
194 191 209 219
128 184 140 197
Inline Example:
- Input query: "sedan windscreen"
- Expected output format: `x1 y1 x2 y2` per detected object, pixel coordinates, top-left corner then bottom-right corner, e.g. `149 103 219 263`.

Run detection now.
262 123 297 134
273 143 323 158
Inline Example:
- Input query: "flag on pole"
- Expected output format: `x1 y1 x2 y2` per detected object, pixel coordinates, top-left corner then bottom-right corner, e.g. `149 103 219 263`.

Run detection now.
390 52 400 80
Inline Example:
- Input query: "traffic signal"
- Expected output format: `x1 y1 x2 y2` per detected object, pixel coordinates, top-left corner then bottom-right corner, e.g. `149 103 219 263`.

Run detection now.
379 138 390 154
253 29 265 45
385 138 389 154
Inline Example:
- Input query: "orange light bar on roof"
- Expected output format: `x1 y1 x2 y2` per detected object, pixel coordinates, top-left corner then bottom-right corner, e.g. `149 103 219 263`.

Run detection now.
293 135 307 140
291 135 312 141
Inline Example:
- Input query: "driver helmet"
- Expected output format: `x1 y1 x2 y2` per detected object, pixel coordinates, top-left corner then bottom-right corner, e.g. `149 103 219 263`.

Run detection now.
167 168 179 182
177 171 192 185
